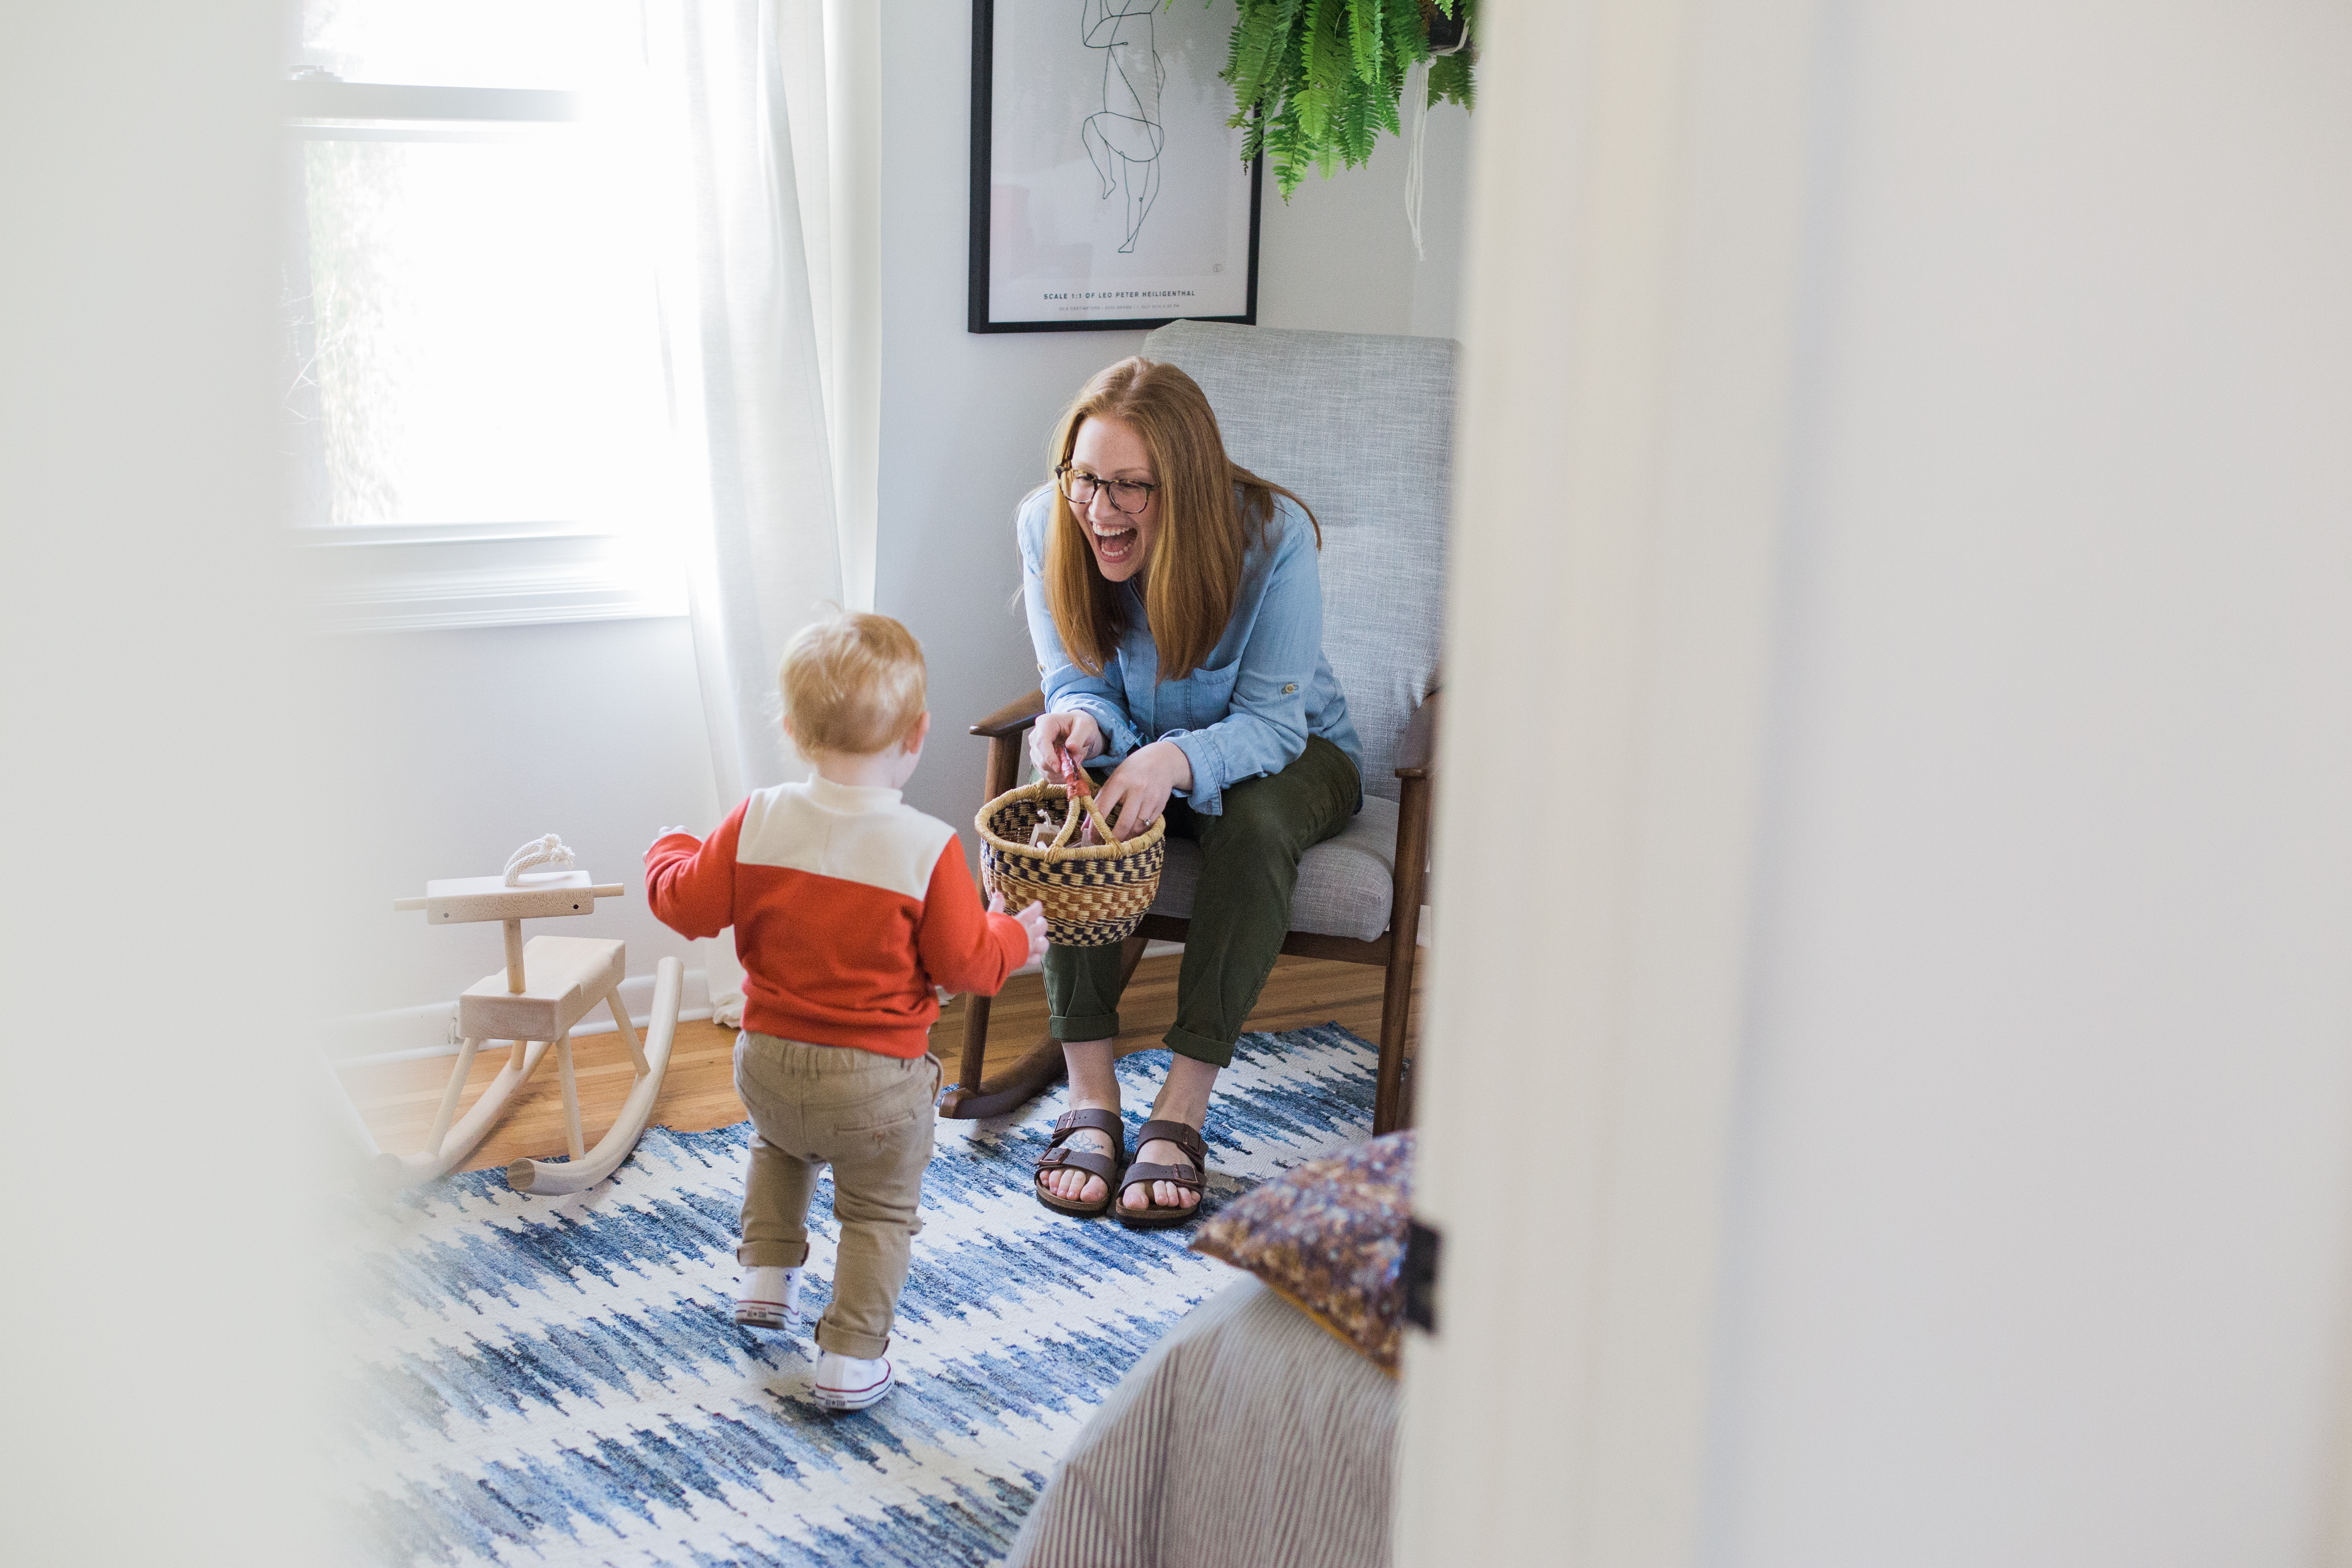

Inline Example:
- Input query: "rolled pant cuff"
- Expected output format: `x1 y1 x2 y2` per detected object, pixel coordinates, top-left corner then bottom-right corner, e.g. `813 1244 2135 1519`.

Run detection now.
1163 1024 1236 1069
1051 1009 1120 1042
815 1317 891 1360
738 1240 810 1268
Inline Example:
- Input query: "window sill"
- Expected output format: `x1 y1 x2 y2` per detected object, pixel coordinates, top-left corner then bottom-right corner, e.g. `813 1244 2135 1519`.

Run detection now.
302 523 687 633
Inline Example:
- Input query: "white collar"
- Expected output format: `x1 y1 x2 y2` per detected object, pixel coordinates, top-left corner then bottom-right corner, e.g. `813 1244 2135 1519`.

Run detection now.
803 773 902 814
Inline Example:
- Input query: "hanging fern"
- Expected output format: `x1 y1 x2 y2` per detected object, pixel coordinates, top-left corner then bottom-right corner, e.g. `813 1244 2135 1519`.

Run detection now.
1207 0 1474 198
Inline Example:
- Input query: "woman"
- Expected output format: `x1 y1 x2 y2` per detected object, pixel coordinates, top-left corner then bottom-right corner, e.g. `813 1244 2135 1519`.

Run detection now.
1021 357 1362 1226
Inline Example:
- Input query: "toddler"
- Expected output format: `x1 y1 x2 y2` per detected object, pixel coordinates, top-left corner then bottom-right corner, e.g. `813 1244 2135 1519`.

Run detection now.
646 612 1047 1411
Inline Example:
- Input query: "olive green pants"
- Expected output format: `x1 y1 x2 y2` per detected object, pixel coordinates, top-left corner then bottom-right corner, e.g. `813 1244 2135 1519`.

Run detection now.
1044 735 1361 1068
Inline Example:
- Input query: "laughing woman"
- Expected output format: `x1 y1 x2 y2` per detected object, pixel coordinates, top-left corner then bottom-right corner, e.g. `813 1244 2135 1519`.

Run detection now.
1020 356 1362 1227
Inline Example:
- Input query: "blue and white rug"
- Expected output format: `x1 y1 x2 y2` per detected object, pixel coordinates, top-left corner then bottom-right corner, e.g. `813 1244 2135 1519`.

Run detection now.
338 1025 1378 1567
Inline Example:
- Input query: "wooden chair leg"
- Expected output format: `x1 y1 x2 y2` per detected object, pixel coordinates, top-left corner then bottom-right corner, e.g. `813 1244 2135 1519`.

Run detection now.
556 1037 585 1159
954 991 992 1099
939 934 1149 1120
1376 773 1434 1135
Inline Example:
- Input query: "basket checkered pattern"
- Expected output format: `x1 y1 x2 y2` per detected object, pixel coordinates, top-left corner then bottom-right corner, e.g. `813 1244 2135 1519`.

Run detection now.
976 782 1167 947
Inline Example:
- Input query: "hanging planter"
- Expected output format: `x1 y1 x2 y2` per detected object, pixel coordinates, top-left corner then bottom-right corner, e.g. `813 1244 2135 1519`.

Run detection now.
1219 0 1476 199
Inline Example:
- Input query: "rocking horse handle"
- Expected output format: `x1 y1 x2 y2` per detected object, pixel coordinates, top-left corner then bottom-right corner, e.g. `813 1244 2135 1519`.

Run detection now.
389 882 626 914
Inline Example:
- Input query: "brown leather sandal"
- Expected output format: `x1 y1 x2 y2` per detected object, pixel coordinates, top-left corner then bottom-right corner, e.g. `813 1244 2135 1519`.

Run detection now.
1112 1118 1209 1229
1033 1108 1126 1218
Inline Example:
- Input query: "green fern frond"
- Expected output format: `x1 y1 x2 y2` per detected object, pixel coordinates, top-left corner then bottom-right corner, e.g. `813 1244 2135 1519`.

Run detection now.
1348 0 1384 89
1220 0 1474 196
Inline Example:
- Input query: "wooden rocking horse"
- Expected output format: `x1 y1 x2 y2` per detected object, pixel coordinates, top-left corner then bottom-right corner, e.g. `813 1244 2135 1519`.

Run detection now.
381 835 681 1194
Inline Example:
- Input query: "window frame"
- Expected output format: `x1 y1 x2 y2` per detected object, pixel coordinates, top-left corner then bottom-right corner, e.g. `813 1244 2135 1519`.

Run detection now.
285 77 686 633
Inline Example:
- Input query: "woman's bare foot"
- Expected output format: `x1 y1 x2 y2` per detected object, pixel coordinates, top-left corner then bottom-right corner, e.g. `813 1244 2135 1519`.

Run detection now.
1042 1039 1121 1208
1040 1101 1121 1207
1122 1134 1202 1213
1119 1054 1220 1214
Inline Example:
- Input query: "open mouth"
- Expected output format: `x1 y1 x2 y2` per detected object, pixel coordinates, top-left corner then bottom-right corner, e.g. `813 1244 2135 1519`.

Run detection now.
1091 522 1140 567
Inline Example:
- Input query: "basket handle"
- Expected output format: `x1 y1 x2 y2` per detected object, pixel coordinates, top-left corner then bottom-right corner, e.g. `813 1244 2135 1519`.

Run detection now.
1047 786 1124 849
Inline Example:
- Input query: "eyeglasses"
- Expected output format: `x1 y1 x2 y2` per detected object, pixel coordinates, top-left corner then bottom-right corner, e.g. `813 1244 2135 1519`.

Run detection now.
1056 463 1158 515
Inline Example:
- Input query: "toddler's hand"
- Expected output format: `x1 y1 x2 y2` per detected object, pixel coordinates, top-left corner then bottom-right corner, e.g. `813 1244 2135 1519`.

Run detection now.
989 890 1053 965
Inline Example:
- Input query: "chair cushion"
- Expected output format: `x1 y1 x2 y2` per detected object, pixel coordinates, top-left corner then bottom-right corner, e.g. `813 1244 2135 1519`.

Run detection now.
1140 321 1455 804
1148 795 1398 943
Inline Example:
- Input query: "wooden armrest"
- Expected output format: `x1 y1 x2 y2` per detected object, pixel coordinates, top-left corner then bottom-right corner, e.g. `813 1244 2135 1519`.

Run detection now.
972 688 1046 739
1395 686 1441 779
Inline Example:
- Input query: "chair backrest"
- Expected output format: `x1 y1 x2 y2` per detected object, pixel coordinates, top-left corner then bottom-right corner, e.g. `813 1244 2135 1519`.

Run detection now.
1140 321 1455 802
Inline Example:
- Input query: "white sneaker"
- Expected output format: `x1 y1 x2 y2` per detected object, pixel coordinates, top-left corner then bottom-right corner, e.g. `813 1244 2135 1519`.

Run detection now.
811 1350 894 1411
733 1265 803 1330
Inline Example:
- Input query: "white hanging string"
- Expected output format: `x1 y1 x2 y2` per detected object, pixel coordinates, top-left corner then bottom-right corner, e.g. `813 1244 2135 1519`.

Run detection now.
1405 28 1469 259
1404 57 1432 259
503 833 577 886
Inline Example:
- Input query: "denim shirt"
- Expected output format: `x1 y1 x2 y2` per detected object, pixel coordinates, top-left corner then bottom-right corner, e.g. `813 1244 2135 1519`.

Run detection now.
1017 486 1363 816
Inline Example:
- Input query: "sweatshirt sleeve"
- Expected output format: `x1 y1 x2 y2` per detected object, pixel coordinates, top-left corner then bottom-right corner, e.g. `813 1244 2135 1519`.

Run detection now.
643 800 747 940
915 839 1030 996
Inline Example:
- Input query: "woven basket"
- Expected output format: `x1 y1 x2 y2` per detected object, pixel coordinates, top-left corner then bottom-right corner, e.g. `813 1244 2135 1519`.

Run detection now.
976 781 1167 948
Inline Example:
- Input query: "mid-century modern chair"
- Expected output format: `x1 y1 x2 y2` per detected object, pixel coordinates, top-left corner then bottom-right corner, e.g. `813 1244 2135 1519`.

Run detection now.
940 321 1453 1138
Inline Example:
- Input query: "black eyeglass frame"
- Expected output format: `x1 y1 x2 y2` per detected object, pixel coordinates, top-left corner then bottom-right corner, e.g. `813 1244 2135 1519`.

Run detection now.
1056 463 1159 516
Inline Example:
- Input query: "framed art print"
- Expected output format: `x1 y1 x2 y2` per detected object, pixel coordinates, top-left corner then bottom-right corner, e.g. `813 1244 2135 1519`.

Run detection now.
969 0 1263 333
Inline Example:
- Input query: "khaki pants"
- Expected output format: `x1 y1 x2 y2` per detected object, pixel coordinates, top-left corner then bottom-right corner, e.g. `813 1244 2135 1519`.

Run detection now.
733 1032 940 1360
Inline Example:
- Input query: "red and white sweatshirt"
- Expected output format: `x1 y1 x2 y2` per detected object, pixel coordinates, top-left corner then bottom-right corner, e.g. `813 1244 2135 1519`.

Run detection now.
645 775 1027 1060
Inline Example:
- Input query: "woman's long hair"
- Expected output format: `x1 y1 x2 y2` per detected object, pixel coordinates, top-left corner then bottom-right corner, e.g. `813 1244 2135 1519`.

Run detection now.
1042 356 1319 682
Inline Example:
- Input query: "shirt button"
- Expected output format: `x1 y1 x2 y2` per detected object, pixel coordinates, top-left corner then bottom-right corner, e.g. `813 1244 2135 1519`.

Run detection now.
1282 683 1298 695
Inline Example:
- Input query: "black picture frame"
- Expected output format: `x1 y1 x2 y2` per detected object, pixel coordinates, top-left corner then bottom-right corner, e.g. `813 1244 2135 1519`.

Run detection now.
968 0 1263 334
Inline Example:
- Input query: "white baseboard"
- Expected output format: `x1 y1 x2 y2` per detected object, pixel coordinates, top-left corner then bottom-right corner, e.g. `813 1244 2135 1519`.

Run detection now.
324 967 715 1067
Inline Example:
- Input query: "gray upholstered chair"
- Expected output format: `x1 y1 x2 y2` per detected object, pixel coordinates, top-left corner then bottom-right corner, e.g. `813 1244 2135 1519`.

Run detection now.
941 321 1452 1136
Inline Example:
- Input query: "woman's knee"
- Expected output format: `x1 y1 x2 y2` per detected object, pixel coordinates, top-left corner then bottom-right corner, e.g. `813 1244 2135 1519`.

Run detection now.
1201 776 1304 858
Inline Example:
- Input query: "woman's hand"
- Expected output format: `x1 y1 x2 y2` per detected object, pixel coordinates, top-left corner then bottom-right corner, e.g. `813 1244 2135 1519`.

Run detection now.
1028 710 1104 779
989 891 1052 965
1094 740 1192 835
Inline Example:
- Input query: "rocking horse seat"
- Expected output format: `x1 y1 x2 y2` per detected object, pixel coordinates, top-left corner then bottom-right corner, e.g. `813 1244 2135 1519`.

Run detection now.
459 935 627 1043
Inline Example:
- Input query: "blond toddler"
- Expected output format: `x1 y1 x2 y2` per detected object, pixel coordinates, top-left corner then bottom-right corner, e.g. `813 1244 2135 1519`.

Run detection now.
646 612 1047 1410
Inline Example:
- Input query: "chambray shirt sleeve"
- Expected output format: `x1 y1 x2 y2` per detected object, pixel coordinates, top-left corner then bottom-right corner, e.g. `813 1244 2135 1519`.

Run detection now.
1017 490 1146 761
1161 505 1324 815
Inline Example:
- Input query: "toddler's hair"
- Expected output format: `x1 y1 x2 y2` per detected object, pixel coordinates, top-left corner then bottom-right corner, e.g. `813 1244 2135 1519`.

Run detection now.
778 612 927 756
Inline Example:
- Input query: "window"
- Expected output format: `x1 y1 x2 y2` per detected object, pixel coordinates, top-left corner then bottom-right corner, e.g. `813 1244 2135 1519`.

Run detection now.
286 0 685 629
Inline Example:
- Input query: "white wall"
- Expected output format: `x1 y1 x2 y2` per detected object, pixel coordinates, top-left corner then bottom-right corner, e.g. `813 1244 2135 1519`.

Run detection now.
874 0 1468 851
319 617 719 1025
1706 6 2352 1563
1401 1 2352 1564
4 2 331 1558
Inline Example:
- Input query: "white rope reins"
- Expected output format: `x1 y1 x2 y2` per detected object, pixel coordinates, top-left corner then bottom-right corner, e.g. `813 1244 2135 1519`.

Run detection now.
503 833 577 886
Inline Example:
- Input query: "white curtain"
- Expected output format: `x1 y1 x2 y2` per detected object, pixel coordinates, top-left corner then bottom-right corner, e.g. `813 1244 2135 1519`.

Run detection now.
643 0 881 1022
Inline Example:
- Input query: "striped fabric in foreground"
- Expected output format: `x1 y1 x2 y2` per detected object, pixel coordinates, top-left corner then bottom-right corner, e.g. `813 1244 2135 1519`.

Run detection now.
336 1025 1379 1567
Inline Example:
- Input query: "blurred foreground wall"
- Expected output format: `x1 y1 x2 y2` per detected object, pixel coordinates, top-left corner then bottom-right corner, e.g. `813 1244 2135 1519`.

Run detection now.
1404 3 2352 1564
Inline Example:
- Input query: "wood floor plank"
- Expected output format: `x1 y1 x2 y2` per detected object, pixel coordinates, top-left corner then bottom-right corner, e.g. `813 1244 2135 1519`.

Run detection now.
339 952 1425 1174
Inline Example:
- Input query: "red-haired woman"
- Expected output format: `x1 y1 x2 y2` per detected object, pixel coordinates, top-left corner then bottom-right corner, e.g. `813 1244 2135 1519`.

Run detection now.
1021 357 1362 1227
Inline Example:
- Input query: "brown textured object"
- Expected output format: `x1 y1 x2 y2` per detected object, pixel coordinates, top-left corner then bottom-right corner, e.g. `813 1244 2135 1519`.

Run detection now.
976 781 1167 947
1192 1130 1416 1373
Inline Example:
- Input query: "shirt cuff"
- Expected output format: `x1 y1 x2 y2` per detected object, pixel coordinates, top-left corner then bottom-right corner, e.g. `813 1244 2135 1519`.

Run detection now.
1169 729 1225 815
1056 696 1143 760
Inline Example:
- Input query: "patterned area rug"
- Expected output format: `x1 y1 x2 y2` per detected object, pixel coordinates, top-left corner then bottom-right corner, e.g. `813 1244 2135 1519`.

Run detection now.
339 1025 1378 1566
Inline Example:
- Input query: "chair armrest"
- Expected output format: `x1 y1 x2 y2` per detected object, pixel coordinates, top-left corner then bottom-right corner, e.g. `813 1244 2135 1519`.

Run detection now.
1395 687 1441 779
972 688 1046 739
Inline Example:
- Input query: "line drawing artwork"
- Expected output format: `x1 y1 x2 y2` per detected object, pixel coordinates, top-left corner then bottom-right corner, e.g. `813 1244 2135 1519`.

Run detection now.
1080 0 1167 254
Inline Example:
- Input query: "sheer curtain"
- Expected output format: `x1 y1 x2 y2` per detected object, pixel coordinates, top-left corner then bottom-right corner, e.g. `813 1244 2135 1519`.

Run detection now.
643 0 880 1022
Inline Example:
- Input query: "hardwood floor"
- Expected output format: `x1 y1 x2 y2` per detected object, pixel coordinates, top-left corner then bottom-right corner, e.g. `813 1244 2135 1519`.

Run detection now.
338 952 1425 1174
